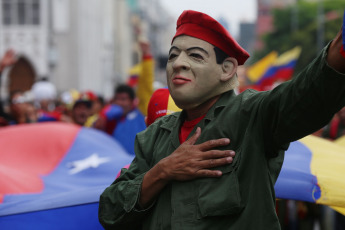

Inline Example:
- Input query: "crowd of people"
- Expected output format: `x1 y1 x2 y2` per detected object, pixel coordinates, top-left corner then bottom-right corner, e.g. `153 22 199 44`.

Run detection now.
0 41 154 157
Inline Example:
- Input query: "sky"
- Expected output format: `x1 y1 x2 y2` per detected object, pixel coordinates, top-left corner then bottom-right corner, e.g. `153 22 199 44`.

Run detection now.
160 0 258 38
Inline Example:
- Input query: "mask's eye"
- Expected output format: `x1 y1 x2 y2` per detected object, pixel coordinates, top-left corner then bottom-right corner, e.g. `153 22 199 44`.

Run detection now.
190 53 203 60
168 53 178 60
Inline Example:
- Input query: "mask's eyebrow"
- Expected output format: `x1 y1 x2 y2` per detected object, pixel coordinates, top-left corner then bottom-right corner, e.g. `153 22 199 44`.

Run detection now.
168 46 209 57
169 46 179 55
186 47 209 56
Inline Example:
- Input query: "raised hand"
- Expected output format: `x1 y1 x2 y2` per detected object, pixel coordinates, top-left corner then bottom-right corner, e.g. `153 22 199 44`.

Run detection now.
0 49 16 72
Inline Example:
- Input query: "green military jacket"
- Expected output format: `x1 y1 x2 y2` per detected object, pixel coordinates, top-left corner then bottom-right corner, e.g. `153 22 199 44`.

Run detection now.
99 45 345 229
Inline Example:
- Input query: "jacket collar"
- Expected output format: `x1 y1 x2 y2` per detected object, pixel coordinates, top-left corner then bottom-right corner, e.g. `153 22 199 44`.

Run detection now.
160 90 236 129
159 90 237 148
204 90 236 121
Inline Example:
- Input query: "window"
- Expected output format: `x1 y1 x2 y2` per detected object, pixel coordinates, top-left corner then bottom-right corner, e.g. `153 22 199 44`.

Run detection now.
32 0 40 24
2 0 12 25
2 0 40 26
18 0 26 25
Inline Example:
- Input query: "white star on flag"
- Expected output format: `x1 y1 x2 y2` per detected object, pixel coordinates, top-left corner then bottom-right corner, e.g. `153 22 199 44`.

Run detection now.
68 153 111 175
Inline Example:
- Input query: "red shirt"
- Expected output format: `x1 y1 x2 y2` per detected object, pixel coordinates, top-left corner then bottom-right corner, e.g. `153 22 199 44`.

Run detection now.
179 114 205 144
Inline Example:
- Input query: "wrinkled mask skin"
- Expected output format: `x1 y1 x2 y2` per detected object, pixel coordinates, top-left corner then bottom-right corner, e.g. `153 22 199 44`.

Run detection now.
167 35 236 110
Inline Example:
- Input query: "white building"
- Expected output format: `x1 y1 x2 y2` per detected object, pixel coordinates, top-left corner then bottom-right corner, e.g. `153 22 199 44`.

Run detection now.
0 0 173 101
0 0 49 98
50 0 132 99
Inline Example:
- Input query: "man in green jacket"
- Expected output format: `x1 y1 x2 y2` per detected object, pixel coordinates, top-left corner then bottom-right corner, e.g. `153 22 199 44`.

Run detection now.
99 10 345 229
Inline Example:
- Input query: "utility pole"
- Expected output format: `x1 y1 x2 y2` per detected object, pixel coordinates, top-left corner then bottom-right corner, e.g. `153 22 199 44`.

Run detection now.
317 0 325 51
291 1 299 32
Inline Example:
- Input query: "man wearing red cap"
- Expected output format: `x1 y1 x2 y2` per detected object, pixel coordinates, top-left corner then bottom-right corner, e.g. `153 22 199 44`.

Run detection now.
146 88 181 126
99 10 345 229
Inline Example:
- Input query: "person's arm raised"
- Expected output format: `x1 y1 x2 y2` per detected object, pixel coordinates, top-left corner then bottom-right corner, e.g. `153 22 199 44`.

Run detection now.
0 49 16 72
139 127 235 208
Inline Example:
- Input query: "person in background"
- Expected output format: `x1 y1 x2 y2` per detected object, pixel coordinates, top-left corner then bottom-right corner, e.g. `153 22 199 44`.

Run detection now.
25 102 38 123
145 87 181 126
99 9 345 229
70 91 93 126
84 91 105 127
55 89 80 123
5 90 33 125
31 78 57 112
31 78 65 123
322 106 345 140
0 49 17 126
94 84 146 155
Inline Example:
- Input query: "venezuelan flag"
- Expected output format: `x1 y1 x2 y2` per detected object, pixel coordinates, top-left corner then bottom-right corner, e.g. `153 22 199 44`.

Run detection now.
247 51 278 83
275 135 345 214
0 123 134 229
257 46 302 90
126 63 142 87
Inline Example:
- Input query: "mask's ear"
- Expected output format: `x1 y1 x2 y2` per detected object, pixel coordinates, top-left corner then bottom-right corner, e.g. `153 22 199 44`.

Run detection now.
220 57 238 82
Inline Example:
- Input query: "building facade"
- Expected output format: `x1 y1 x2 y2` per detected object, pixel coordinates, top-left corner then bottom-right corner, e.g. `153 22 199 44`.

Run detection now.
0 0 49 98
0 0 172 101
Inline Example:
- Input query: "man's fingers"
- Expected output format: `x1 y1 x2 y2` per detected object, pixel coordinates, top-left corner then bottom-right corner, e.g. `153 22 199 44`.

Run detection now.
196 169 222 177
195 154 235 177
199 155 234 169
200 150 235 160
185 127 201 145
198 138 230 151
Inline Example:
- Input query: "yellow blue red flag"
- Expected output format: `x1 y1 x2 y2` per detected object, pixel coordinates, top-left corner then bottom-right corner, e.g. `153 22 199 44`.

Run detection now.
255 46 302 90
247 51 278 83
275 135 345 214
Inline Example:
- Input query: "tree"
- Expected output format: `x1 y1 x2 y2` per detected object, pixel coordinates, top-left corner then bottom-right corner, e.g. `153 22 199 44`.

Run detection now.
252 0 345 75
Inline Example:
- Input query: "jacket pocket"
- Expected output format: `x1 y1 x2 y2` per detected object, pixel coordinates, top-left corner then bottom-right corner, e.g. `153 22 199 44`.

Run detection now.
197 149 243 218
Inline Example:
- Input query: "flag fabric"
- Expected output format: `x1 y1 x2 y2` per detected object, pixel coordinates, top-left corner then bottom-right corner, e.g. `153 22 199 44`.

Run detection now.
331 135 345 215
126 63 142 87
246 51 278 83
0 122 134 230
275 135 345 215
37 110 62 122
256 46 302 91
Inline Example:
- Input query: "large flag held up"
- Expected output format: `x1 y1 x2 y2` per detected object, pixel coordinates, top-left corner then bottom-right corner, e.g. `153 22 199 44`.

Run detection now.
275 135 345 215
0 123 134 230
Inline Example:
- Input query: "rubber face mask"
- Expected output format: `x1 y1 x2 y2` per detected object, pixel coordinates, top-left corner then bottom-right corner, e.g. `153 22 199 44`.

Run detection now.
167 35 233 110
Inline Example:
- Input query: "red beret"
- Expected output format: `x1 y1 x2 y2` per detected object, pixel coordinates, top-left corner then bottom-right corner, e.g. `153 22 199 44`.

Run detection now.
172 10 250 65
